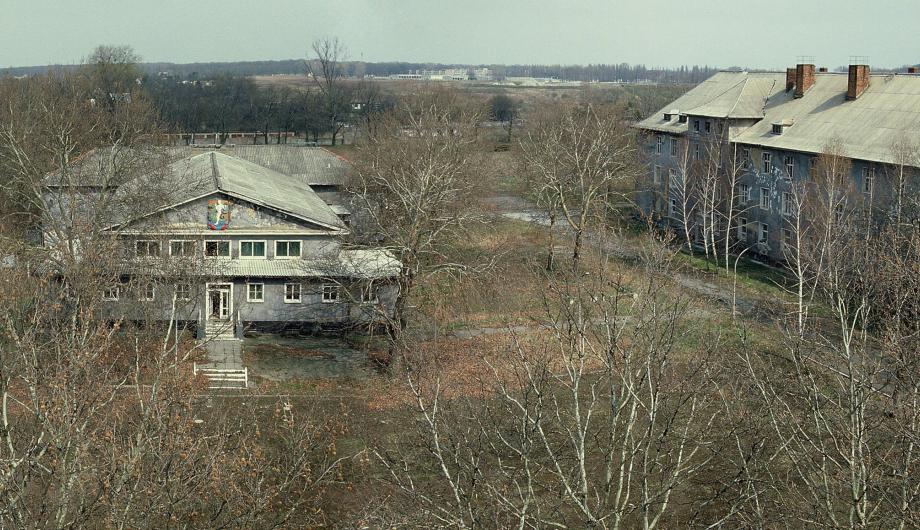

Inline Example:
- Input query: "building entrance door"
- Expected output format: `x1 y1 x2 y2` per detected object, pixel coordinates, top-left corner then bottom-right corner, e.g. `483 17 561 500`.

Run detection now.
207 284 232 321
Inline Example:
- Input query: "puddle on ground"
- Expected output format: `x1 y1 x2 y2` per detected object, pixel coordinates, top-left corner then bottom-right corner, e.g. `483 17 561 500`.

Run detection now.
242 335 377 380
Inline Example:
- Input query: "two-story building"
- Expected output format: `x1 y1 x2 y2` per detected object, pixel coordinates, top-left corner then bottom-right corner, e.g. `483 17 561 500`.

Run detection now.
635 62 920 261
42 147 399 340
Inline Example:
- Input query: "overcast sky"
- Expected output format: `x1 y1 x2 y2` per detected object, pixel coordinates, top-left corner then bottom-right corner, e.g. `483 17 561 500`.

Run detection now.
1 0 917 69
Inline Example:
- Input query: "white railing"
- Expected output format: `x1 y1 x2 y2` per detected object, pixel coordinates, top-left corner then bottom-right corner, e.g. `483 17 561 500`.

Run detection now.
193 364 248 390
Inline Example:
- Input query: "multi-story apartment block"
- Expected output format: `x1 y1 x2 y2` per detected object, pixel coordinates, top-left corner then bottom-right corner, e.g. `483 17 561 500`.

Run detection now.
635 62 920 261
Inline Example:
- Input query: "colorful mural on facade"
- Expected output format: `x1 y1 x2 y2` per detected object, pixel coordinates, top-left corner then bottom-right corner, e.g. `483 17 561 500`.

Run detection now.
207 199 231 230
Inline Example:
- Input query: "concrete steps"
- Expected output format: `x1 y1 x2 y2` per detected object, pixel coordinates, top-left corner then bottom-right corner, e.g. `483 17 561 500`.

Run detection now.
194 364 248 390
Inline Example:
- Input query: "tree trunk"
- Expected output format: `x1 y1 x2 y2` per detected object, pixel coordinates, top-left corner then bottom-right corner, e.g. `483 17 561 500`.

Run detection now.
547 211 556 271
572 226 583 272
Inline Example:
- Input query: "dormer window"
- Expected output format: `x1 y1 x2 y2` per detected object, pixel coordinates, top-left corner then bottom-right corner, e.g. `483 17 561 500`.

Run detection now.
771 119 794 135
678 115 688 124
663 113 672 121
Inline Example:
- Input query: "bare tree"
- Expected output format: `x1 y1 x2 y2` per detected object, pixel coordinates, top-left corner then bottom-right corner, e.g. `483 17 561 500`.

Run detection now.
519 102 638 272
306 37 351 146
348 87 486 337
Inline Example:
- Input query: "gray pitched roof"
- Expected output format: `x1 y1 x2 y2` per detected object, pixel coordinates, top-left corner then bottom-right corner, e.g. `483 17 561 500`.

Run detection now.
635 71 787 133
637 70 920 166
733 73 920 164
112 151 346 231
165 145 350 186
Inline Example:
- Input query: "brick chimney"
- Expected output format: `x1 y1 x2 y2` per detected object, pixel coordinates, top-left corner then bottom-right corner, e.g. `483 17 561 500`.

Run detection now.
794 64 815 98
847 64 870 100
909 66 919 74
785 68 796 91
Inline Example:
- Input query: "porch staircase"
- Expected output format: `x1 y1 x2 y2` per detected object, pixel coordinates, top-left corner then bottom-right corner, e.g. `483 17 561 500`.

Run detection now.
194 364 248 390
204 319 236 340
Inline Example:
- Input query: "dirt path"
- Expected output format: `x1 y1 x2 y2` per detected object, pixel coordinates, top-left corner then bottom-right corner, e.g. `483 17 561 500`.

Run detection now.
483 194 765 318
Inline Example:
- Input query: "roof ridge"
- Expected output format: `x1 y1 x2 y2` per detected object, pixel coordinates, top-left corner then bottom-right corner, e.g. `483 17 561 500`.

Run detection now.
209 151 222 190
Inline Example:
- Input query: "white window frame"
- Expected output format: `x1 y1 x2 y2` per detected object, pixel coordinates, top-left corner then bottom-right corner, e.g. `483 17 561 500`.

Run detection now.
102 286 120 301
760 188 770 210
247 282 264 303
655 135 663 154
704 120 711 134
240 240 267 259
737 217 748 242
668 198 678 217
741 147 751 169
784 155 795 179
781 228 794 253
135 240 160 257
739 184 750 203
668 168 677 188
322 284 340 304
653 165 662 184
275 240 302 259
175 283 192 301
204 240 230 258
693 119 700 132
670 137 679 157
782 192 794 216
762 152 772 174
284 283 302 304
169 239 197 257
139 283 155 302
759 223 769 244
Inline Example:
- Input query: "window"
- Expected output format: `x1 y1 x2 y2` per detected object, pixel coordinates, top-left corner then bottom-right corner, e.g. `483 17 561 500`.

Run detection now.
284 283 302 303
205 241 230 257
704 121 711 134
175 283 192 301
102 286 119 301
717 121 724 135
759 223 769 244
862 167 874 194
135 240 160 257
781 228 794 252
784 155 794 179
240 240 266 259
782 192 795 216
737 217 748 241
693 119 700 132
741 147 751 169
653 165 662 184
170 240 196 257
663 113 672 121
668 168 677 187
693 142 701 160
275 241 301 259
656 135 664 154
670 137 679 157
762 152 772 173
139 283 155 302
668 198 678 217
361 282 377 303
322 284 340 303
772 124 784 135
247 283 264 302
677 115 687 124
760 188 770 209
739 184 750 203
